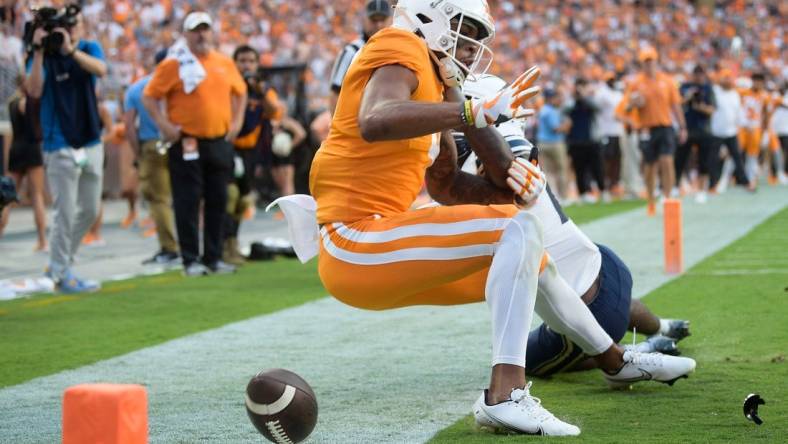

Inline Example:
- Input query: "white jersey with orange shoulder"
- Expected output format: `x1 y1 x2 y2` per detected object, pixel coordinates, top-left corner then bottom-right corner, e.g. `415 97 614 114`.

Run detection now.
456 74 601 295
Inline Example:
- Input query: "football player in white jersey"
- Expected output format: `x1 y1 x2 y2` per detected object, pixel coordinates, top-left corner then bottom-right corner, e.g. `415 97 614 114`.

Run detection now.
456 75 694 380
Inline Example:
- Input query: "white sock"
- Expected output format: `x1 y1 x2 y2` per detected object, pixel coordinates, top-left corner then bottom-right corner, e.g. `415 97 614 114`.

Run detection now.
659 318 671 335
486 212 543 367
535 259 613 355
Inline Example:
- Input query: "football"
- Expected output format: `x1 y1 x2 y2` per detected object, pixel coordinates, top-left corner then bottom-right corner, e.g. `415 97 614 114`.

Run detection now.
245 369 318 444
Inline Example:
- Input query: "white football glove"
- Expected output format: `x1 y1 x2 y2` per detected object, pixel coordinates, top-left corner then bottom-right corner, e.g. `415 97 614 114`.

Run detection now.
466 66 541 128
507 157 546 208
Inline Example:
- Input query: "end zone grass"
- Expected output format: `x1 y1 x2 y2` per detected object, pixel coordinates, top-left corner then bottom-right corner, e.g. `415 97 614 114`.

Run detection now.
429 208 788 443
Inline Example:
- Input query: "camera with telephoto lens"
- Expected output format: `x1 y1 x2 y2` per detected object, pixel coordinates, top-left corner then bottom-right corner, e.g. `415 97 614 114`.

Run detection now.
243 68 269 93
0 176 19 212
23 4 81 55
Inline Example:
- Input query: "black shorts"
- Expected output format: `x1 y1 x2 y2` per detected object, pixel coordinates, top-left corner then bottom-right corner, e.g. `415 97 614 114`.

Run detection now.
233 147 259 196
601 136 621 160
641 126 677 163
8 142 44 173
271 151 295 167
525 244 633 377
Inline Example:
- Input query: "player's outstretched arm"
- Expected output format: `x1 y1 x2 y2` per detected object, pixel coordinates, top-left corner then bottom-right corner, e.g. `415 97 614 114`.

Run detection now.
358 65 466 142
426 130 516 206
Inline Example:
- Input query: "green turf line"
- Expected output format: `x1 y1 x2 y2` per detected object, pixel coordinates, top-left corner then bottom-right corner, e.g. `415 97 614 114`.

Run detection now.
0 200 642 389
429 208 788 443
0 259 324 388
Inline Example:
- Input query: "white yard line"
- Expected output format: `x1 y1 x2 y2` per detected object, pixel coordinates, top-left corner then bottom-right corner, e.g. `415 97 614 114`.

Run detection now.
0 187 785 443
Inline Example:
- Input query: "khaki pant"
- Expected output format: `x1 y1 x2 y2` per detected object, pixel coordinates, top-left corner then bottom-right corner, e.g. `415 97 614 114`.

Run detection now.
139 140 177 253
538 141 569 200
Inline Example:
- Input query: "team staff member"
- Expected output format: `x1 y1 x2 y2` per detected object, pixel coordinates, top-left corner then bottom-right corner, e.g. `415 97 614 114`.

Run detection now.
624 47 687 216
224 44 281 265
143 12 247 276
677 65 715 203
124 49 179 265
328 0 392 114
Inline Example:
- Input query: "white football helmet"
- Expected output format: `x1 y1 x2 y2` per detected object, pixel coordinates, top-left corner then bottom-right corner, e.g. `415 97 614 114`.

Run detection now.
463 74 529 141
393 0 495 80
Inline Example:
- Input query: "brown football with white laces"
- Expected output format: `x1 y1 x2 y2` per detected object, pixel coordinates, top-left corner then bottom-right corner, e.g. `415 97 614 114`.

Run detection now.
245 369 318 443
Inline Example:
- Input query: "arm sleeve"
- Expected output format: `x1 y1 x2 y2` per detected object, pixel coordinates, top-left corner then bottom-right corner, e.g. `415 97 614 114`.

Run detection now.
671 84 681 106
81 40 105 62
360 31 429 75
143 60 178 99
264 89 284 120
123 85 135 112
227 61 247 96
329 46 356 92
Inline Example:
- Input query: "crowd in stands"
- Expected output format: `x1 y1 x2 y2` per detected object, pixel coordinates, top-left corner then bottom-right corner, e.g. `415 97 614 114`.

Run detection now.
2 1 784 111
0 1 786 291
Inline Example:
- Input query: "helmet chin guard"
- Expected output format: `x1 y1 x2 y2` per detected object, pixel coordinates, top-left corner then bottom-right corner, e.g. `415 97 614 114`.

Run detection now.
393 0 495 82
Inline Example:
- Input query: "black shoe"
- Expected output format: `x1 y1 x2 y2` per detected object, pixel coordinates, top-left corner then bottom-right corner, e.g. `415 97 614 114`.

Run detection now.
207 260 237 275
143 250 181 266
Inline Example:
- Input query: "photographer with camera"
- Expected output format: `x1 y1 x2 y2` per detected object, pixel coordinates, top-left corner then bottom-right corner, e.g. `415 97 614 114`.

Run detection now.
677 65 715 203
143 12 247 276
222 45 281 265
24 3 107 293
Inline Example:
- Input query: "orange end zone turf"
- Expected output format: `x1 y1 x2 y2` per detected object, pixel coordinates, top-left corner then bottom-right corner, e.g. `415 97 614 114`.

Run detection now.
663 199 683 274
62 384 148 444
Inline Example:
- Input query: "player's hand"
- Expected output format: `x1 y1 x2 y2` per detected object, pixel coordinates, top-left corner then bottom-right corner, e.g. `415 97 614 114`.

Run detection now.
466 66 541 128
507 157 546 208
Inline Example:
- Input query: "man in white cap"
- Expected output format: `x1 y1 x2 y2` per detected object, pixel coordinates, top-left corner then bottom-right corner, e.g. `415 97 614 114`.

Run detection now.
143 11 247 276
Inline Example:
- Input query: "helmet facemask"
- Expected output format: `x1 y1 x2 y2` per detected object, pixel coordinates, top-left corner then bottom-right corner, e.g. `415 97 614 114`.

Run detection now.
393 0 495 83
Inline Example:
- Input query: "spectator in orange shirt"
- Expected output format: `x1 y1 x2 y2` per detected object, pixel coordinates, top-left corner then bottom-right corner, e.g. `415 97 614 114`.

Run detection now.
143 12 247 276
624 47 687 215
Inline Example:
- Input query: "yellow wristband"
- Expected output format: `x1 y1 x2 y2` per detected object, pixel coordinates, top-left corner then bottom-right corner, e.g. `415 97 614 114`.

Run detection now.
463 100 475 127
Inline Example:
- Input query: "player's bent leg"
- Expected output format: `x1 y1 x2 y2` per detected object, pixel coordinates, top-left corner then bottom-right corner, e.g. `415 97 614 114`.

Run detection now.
317 204 518 310
476 212 579 436
534 258 614 359
525 324 587 377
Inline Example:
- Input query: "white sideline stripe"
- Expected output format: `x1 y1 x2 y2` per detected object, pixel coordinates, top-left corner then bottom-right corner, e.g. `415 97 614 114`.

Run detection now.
245 385 295 415
321 228 496 265
0 187 784 444
331 218 511 244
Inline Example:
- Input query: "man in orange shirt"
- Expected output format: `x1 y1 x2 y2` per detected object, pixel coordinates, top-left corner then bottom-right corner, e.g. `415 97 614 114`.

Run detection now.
310 0 578 436
142 12 247 276
623 47 687 215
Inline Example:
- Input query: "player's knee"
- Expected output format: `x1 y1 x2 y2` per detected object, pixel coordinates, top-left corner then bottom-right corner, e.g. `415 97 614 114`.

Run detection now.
511 210 544 251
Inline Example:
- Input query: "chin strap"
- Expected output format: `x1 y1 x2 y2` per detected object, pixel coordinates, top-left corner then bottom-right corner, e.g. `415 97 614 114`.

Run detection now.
428 50 465 88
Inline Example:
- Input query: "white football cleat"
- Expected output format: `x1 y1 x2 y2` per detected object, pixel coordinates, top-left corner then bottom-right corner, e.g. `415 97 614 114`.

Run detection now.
473 382 581 436
604 350 696 389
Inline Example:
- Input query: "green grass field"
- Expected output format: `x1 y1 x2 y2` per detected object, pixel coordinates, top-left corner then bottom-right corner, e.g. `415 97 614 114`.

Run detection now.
430 208 788 443
3 200 784 443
